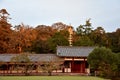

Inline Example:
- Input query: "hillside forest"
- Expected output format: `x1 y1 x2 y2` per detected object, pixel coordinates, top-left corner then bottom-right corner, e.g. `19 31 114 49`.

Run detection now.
0 9 120 54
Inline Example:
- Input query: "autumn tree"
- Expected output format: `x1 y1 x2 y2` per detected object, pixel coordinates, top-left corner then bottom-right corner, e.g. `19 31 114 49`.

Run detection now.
31 25 55 53
51 22 68 31
0 9 12 53
35 25 55 41
11 24 37 53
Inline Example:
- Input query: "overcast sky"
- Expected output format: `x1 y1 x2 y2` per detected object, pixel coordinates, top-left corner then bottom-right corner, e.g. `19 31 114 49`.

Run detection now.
0 0 120 32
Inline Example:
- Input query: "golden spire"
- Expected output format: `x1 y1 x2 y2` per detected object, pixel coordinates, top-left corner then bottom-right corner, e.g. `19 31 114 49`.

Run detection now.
68 26 73 46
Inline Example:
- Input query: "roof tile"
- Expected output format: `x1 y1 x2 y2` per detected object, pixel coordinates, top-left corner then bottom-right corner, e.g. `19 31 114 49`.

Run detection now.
57 46 94 57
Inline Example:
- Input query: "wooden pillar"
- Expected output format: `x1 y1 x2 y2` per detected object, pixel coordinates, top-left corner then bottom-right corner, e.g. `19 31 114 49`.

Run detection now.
62 63 65 73
82 58 85 73
3 69 5 74
36 62 38 73
3 64 5 74
80 63 82 73
7 62 9 74
17 63 19 74
10 64 12 73
71 57 74 73
70 62 71 73
12 64 14 74
67 67 68 73
56 69 57 73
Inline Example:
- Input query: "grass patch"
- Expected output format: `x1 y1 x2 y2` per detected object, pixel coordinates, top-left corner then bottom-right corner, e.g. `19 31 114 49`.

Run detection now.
0 76 105 80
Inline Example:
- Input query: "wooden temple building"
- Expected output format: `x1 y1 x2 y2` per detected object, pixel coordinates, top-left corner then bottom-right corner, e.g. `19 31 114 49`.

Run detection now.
0 46 94 75
57 46 94 73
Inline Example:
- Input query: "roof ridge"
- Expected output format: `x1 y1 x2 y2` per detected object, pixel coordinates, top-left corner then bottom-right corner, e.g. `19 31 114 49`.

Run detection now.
57 46 95 48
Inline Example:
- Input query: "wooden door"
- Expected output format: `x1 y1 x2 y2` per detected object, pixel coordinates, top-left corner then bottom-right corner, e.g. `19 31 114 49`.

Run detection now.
71 61 81 73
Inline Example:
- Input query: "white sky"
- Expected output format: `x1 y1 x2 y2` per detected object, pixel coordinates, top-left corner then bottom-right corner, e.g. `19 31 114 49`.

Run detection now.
0 0 120 32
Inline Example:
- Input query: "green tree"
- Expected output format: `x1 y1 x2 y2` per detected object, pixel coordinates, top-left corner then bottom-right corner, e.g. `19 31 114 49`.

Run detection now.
47 32 69 53
73 36 94 46
107 28 120 53
76 19 92 35
90 27 108 47
75 19 94 46
76 25 84 35
87 47 118 78
116 53 120 71
31 40 50 53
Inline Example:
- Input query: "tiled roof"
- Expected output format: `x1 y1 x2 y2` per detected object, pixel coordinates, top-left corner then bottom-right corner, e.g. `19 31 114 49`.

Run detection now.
57 46 95 57
0 46 95 62
29 54 63 62
0 54 63 62
0 54 16 62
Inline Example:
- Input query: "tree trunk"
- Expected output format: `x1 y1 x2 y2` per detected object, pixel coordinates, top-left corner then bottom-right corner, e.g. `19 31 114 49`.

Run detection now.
48 71 52 76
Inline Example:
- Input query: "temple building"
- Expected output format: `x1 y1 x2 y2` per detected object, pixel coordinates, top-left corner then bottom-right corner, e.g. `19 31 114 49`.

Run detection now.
57 46 94 73
0 46 94 75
